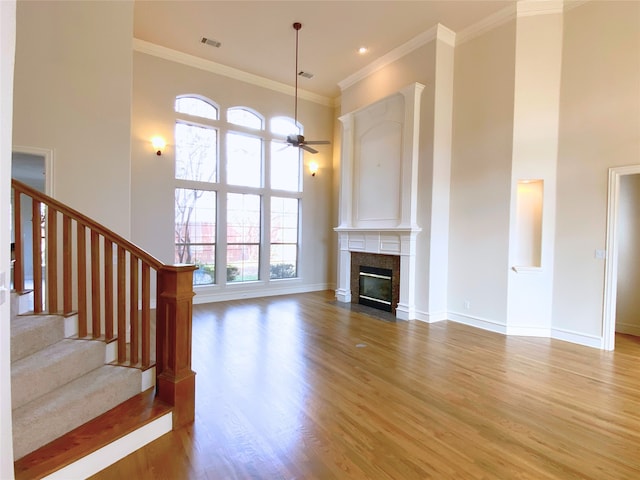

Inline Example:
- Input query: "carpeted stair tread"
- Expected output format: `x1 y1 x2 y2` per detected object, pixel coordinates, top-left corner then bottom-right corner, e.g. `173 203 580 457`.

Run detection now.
11 339 106 410
12 364 142 460
10 314 65 363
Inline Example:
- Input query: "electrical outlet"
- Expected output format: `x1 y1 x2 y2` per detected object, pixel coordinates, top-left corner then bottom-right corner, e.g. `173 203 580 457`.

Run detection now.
595 249 606 259
463 300 471 310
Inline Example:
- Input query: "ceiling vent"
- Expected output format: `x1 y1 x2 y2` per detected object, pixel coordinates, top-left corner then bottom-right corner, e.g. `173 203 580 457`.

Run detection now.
298 71 314 79
201 37 221 48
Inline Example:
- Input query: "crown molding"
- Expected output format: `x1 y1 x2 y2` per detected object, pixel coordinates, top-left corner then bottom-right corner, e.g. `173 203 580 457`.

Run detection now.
133 38 336 108
436 23 457 47
456 3 517 45
517 0 565 17
338 24 442 92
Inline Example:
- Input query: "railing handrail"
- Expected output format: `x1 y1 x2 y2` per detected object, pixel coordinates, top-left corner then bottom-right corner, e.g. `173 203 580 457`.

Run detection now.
11 179 165 271
11 178 196 428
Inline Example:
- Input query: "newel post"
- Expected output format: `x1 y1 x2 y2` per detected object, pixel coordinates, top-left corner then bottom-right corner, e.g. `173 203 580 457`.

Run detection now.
156 264 197 428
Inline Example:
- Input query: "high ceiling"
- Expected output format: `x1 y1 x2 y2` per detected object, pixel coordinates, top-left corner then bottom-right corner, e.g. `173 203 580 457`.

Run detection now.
134 1 514 99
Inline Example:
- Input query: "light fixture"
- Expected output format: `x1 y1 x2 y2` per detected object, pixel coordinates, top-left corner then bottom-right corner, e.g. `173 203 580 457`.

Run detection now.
358 47 368 54
309 161 319 177
151 136 166 156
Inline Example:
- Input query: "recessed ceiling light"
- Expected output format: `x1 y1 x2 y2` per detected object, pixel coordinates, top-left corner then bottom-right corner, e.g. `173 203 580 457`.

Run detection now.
358 47 368 54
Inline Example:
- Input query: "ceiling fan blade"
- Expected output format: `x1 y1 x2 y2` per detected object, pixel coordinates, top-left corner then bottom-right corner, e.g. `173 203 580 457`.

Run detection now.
303 140 330 145
300 144 318 154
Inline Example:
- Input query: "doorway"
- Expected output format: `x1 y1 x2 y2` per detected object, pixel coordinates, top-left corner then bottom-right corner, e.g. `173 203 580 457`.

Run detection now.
603 165 640 350
11 147 52 290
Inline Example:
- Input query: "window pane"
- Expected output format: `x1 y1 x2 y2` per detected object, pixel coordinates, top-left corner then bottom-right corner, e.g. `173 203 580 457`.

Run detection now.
226 132 262 187
175 96 218 120
270 245 297 279
271 141 300 191
228 107 263 130
270 116 299 136
270 197 298 279
227 245 260 282
175 122 217 183
175 189 216 285
227 193 261 282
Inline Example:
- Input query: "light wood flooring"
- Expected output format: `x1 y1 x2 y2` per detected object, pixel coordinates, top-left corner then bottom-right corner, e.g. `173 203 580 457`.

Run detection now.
90 290 640 479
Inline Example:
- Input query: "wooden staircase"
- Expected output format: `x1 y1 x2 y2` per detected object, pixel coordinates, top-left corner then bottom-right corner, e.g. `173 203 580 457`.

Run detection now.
10 180 196 477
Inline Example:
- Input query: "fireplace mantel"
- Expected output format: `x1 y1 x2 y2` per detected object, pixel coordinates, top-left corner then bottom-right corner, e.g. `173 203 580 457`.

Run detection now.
335 228 421 320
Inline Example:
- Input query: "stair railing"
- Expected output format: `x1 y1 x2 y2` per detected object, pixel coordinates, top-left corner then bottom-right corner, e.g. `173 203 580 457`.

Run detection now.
11 179 196 428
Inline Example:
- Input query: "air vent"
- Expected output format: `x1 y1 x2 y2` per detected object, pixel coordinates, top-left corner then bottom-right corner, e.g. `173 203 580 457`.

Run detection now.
298 71 314 79
201 37 221 48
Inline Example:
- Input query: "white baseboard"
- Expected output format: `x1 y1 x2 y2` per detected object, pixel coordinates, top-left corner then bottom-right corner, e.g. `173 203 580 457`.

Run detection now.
42 412 172 480
193 282 332 304
414 310 447 323
448 311 508 335
551 328 603 349
505 326 551 337
614 322 640 337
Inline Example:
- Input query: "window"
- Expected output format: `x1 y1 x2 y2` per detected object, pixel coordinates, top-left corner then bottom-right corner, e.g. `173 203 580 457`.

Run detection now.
175 189 216 285
270 197 298 279
226 132 262 188
174 97 302 287
175 122 216 183
227 193 261 282
175 95 218 120
228 107 263 130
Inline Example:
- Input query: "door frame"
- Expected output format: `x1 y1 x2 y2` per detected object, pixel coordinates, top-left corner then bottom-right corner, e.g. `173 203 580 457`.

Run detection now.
12 145 54 195
603 165 640 350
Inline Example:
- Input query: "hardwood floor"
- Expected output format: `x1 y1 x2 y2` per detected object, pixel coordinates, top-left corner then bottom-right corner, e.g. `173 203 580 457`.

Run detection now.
89 291 640 479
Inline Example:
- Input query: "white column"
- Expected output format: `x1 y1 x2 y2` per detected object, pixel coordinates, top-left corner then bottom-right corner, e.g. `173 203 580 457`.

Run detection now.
335 232 352 302
396 231 419 320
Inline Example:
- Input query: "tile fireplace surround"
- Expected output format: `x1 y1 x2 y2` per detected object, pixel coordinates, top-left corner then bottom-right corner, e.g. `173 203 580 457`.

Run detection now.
350 252 400 313
334 83 424 320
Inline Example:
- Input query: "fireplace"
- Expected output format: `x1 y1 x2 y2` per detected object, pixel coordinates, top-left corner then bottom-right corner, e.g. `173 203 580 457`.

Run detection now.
350 252 400 314
334 84 425 320
359 266 393 312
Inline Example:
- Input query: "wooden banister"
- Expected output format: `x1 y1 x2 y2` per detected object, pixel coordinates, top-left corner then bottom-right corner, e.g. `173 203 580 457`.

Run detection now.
11 179 196 429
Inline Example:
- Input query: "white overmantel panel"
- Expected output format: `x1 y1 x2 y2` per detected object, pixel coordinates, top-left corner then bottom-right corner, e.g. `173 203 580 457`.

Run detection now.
337 83 425 230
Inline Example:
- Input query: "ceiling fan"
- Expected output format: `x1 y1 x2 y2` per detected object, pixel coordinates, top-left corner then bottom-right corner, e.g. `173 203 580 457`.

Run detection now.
285 22 330 154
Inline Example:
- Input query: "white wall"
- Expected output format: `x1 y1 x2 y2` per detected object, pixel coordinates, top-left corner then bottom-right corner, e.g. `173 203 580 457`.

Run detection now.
131 52 336 300
449 20 516 327
12 0 134 236
1 1 16 476
615 174 640 335
554 1 640 340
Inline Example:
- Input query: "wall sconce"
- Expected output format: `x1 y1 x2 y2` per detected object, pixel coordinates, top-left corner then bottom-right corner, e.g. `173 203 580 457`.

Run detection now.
309 161 319 177
151 136 166 156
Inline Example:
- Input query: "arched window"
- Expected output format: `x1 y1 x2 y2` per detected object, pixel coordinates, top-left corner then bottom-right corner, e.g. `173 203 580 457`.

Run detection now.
174 95 302 286
227 107 263 130
175 95 218 120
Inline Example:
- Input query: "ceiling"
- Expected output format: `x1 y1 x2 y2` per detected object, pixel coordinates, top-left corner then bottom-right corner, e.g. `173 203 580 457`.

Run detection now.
133 1 515 99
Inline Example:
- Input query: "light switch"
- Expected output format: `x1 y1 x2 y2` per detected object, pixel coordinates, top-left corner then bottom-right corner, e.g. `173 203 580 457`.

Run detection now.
595 249 606 259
